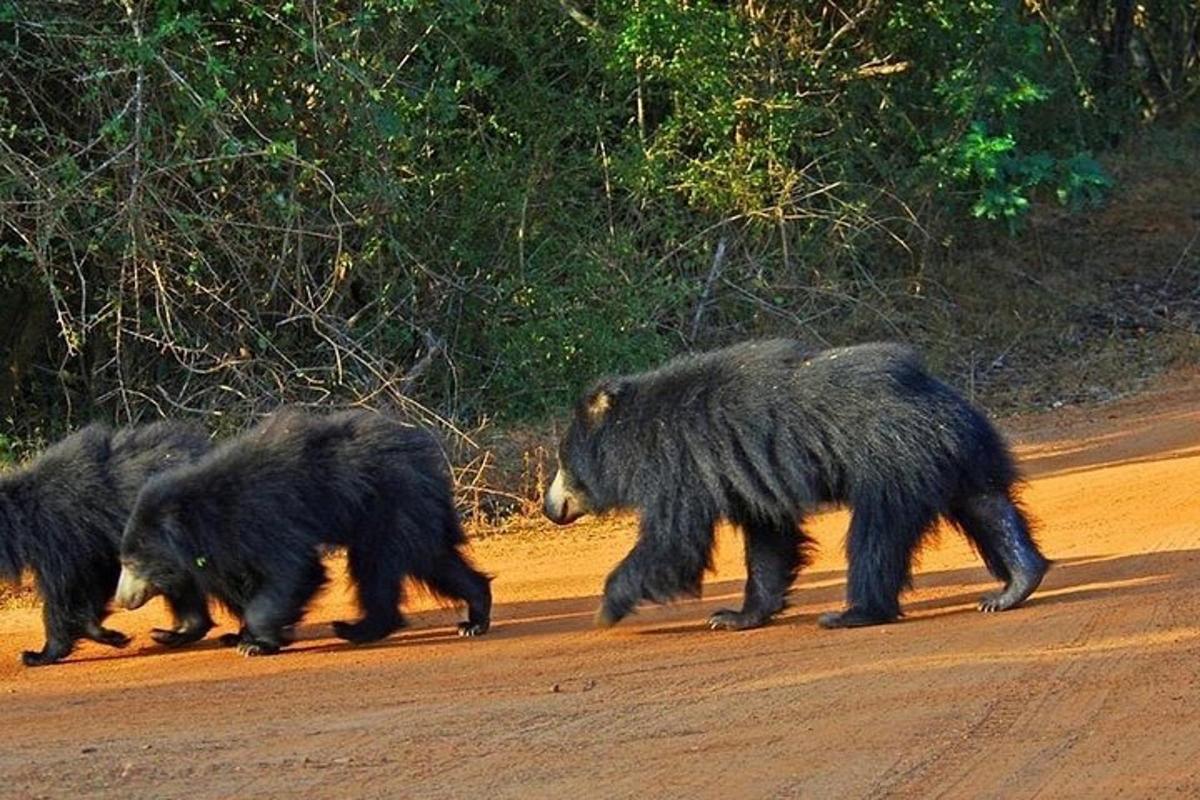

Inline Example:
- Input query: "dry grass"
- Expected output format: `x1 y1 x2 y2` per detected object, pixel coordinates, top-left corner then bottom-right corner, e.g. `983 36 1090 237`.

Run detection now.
0 579 39 612
935 120 1199 411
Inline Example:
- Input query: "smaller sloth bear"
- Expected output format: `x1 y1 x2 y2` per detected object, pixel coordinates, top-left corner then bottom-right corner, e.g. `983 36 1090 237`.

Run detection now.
0 422 214 666
115 408 492 656
544 340 1048 631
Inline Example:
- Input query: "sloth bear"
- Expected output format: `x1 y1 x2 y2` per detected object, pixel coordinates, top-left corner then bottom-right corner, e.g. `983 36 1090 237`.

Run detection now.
543 340 1048 630
0 422 214 666
115 408 492 656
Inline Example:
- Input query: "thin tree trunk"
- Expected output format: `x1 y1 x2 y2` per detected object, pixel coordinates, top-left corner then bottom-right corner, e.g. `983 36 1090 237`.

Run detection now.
0 286 52 417
1099 0 1135 89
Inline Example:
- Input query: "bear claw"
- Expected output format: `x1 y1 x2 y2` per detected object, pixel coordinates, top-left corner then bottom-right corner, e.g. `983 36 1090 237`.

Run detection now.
707 609 767 631
219 626 295 649
457 621 489 637
978 566 1046 613
236 640 279 657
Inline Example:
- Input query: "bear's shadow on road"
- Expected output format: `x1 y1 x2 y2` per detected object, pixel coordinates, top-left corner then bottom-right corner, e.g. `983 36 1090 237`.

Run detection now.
74 548 1191 663
287 548 1194 652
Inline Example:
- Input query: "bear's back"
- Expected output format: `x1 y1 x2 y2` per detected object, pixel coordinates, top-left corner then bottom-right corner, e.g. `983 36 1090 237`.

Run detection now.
153 409 446 517
108 421 211 506
7 424 113 502
613 339 927 421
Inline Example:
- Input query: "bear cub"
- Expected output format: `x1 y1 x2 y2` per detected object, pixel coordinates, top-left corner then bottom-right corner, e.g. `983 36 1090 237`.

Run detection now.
116 408 491 656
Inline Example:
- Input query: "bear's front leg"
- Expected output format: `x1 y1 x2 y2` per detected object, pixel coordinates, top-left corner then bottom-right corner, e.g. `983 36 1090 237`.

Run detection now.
234 560 324 657
710 517 808 631
152 580 214 647
217 625 296 649
597 511 715 628
596 551 646 627
83 620 131 649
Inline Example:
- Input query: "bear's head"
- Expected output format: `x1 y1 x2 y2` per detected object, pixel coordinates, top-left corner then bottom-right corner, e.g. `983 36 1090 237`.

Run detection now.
114 479 194 610
543 379 627 525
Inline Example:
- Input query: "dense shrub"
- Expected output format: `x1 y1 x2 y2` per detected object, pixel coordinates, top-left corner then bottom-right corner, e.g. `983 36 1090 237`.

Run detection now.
0 0 1194 438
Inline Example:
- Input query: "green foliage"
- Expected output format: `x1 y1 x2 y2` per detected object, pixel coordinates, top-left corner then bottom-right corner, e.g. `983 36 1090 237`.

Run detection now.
1056 153 1112 209
951 132 1111 227
0 0 1182 433
890 7 1114 229
591 1 1119 235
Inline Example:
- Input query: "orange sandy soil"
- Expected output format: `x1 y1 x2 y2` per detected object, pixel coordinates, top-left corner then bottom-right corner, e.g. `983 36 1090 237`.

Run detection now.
1 371 1198 799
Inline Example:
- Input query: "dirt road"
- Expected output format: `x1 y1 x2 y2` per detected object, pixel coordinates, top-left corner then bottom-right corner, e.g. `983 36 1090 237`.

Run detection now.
1 374 1198 799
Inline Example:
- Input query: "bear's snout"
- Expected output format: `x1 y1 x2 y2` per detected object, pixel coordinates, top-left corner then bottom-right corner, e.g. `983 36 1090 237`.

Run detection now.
543 468 586 525
114 563 159 610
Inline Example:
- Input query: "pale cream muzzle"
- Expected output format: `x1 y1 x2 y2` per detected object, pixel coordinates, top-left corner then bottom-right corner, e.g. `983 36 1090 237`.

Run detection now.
543 467 590 525
114 563 160 610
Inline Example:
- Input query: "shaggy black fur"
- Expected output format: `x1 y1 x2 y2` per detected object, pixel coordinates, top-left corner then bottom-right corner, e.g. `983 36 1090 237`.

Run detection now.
543 340 1048 630
117 408 492 656
0 422 214 666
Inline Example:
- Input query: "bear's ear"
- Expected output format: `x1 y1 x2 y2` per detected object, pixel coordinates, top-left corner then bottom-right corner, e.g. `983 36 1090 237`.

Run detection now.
583 379 623 424
586 389 612 421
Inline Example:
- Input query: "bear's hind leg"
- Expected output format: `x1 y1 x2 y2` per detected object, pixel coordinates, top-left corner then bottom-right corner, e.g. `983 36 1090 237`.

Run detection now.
952 492 1048 613
22 602 79 667
709 517 809 631
332 543 405 644
421 552 492 637
21 639 75 667
819 503 933 629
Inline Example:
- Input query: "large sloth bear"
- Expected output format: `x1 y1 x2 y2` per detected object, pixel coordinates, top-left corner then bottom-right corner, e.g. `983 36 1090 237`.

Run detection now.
115 408 492 656
0 422 214 666
543 340 1048 630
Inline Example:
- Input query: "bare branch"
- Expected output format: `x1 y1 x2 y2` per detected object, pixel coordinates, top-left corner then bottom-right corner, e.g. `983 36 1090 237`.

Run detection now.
689 237 728 343
559 0 601 33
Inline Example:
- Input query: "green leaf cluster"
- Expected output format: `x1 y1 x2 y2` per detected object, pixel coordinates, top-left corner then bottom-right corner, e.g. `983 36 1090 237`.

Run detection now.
0 0 1175 428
